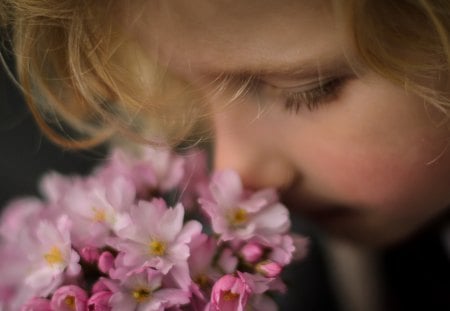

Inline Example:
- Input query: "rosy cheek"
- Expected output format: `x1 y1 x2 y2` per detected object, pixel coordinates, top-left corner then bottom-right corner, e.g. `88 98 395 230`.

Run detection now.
302 144 442 211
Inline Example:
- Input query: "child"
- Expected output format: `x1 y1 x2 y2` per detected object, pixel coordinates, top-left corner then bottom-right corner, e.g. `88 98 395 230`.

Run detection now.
1 0 449 310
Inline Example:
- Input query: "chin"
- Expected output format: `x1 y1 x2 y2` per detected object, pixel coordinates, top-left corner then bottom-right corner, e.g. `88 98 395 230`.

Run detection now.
286 196 449 249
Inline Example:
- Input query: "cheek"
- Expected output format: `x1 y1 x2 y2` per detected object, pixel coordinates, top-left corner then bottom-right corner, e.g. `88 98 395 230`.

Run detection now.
280 77 450 214
301 138 450 212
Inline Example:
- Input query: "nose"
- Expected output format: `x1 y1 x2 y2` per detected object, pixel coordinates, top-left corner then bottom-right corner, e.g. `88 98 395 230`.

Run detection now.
212 107 296 191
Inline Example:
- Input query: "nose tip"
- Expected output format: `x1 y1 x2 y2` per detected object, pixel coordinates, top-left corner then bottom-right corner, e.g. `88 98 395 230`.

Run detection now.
210 102 296 193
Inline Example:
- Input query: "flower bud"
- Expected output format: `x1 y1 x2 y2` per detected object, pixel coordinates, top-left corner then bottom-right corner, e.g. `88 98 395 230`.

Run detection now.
80 246 100 263
210 274 251 310
87 291 112 311
240 242 263 263
256 261 282 278
98 251 115 274
50 285 88 311
92 279 109 294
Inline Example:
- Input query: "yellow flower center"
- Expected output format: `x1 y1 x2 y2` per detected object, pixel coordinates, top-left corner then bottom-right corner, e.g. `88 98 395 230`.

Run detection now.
230 208 248 226
64 296 76 309
92 207 106 222
149 240 166 256
132 288 151 302
44 246 64 266
222 290 239 301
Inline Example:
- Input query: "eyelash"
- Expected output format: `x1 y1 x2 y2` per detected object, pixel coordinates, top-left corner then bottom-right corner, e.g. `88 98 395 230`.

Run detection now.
219 74 348 114
282 77 347 113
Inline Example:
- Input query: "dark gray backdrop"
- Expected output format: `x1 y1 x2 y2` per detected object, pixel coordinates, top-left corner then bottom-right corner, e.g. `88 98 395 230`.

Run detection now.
0 35 104 207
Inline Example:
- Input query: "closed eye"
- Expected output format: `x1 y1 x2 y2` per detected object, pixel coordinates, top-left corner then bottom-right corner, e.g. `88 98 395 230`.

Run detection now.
211 74 350 114
281 77 348 113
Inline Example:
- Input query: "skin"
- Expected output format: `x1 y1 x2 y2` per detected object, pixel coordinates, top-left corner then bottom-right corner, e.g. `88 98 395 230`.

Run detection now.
125 0 450 247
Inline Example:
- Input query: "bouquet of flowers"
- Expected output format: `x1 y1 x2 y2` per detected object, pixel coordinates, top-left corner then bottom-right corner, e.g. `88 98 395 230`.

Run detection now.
0 146 308 311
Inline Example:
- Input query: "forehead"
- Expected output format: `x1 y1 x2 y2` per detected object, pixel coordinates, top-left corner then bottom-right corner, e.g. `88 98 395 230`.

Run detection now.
132 0 346 75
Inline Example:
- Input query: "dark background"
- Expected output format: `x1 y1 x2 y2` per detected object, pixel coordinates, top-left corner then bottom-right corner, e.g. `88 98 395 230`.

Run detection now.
0 34 104 207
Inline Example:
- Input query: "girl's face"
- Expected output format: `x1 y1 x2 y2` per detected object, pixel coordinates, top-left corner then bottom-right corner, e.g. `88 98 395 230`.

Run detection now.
133 0 450 247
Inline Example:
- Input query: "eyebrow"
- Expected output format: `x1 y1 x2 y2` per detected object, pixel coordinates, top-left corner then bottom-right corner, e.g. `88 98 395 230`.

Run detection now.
203 54 355 81
264 59 353 79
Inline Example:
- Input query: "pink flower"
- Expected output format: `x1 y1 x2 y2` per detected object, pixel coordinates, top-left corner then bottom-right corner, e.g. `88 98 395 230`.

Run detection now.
187 234 221 309
0 146 301 311
115 199 201 275
256 261 282 278
238 272 273 294
20 297 51 311
98 147 185 198
59 176 134 248
188 234 220 286
98 251 115 274
109 268 190 311
39 171 77 205
23 216 80 297
0 198 45 242
209 273 252 311
0 241 33 309
200 170 290 241
268 235 296 266
141 147 186 191
217 248 238 274
92 278 111 294
87 291 113 311
50 285 88 311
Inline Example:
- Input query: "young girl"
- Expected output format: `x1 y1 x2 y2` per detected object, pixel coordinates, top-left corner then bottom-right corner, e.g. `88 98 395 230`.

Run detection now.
1 0 449 310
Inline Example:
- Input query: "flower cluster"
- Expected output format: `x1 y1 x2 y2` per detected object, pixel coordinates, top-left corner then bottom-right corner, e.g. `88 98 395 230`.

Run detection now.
0 147 308 311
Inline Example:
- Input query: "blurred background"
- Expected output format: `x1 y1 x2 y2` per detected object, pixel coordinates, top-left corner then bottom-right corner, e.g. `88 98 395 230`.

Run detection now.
0 32 105 207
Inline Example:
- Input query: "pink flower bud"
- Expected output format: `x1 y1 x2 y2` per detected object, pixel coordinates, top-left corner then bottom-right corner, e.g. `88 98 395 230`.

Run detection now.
87 291 112 311
210 274 251 311
98 251 115 274
20 297 51 311
80 246 100 263
92 279 109 294
50 285 88 311
240 242 263 263
257 261 282 278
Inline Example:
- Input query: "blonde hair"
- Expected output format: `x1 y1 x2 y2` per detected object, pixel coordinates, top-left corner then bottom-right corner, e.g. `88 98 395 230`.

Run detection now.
0 0 205 148
344 0 450 114
1 0 450 148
